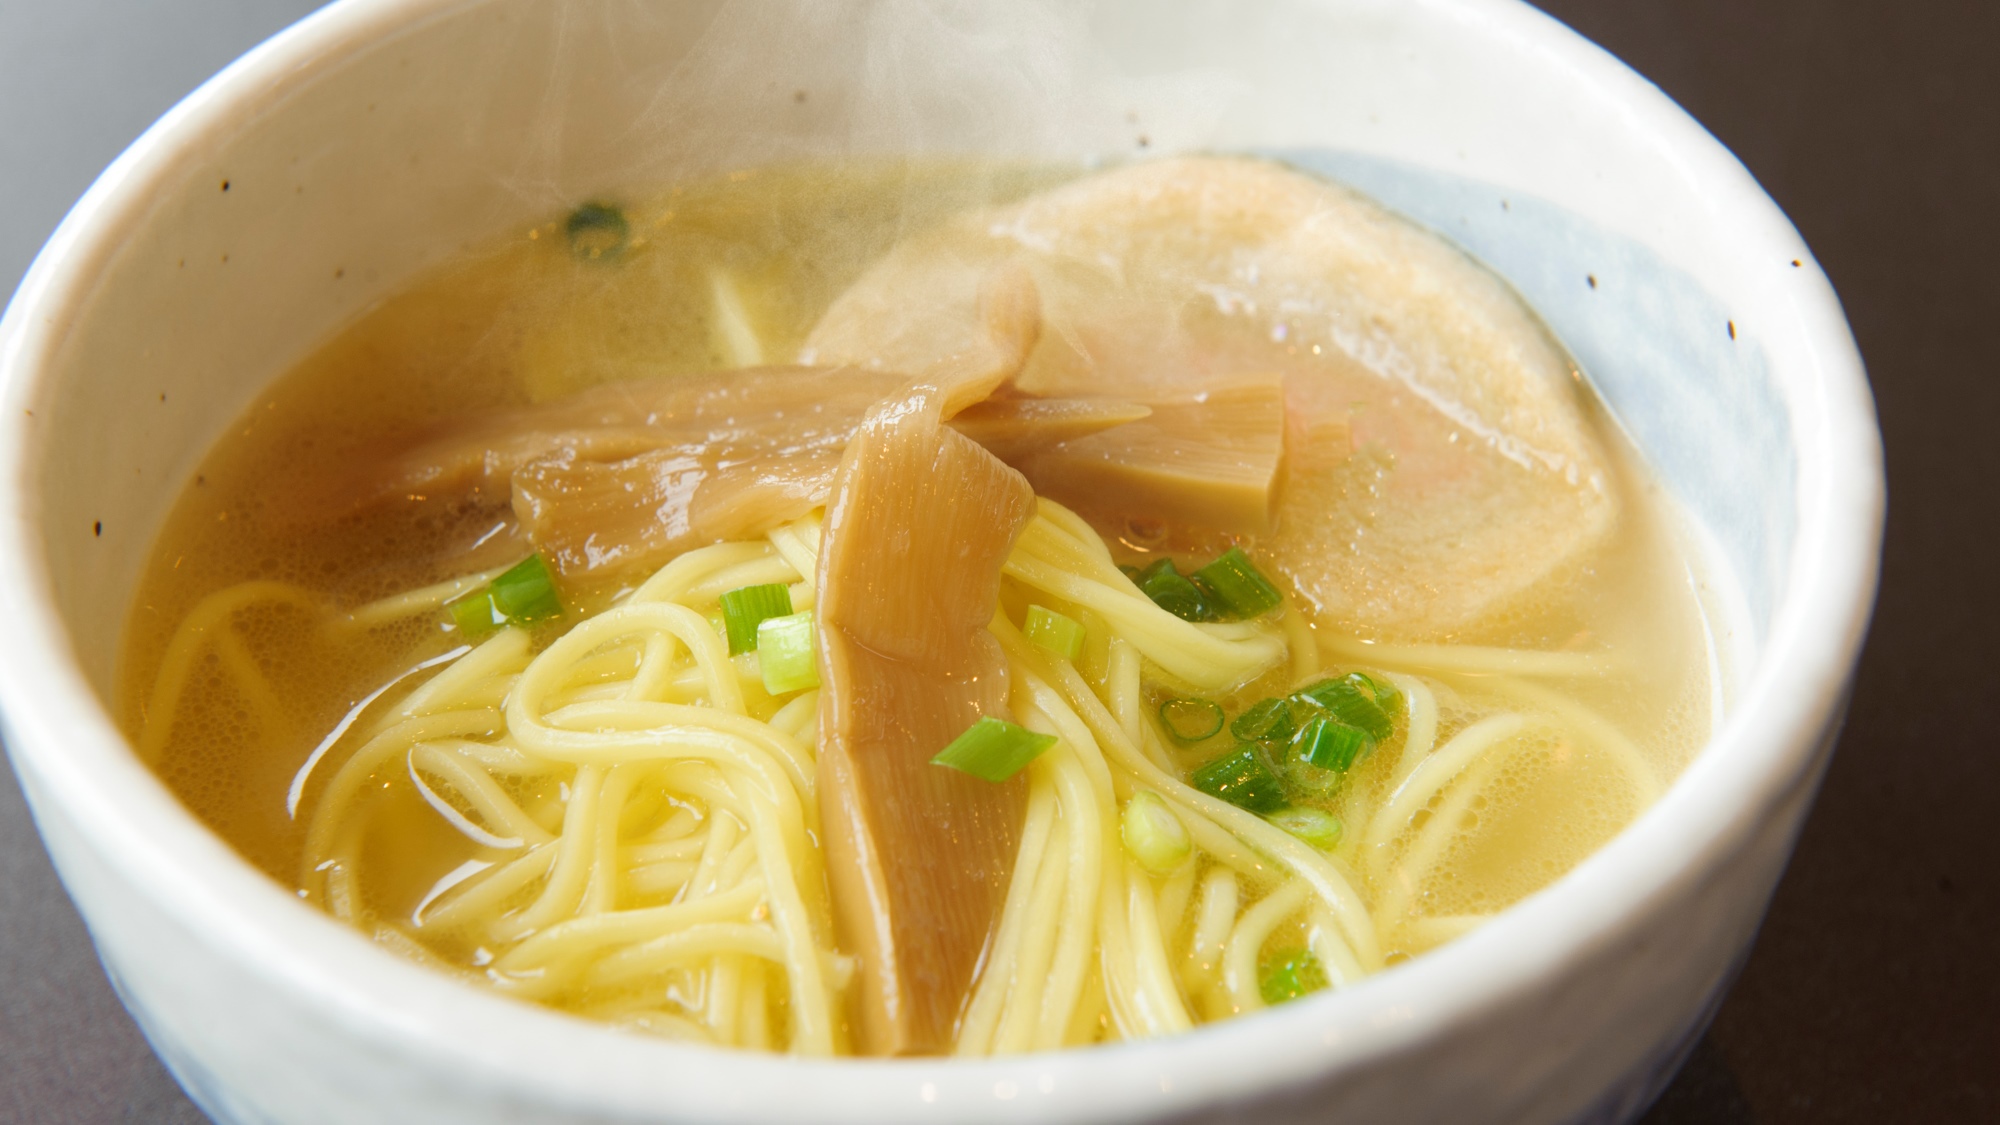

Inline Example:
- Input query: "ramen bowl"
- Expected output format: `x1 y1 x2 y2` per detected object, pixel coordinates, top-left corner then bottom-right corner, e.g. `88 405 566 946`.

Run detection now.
0 0 1880 1121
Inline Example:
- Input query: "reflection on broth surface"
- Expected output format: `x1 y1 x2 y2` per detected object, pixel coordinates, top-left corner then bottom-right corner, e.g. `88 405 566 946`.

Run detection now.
122 157 1712 1056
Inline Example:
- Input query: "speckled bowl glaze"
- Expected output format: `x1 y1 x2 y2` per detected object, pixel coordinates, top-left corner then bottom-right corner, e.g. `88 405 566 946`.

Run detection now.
0 1 1881 1122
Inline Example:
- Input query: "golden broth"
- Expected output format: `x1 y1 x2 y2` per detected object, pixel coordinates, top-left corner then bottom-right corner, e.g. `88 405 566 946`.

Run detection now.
120 162 1712 1020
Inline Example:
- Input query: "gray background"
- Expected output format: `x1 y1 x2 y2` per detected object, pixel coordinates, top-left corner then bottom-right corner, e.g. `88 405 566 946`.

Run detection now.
2 1 1992 1121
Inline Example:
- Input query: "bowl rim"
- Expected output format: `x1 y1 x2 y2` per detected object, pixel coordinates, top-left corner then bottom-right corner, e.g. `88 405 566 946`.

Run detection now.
0 0 1883 1120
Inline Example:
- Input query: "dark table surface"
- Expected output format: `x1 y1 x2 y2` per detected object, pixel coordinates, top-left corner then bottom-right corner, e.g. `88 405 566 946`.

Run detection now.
2 2 1993 1121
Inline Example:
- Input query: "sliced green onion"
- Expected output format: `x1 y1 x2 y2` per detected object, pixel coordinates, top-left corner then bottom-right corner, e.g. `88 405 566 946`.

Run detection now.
489 554 565 624
1266 806 1343 849
446 590 503 640
756 611 819 695
1159 697 1224 743
1118 563 1145 584
1024 605 1085 662
1259 948 1329 1005
1193 546 1283 618
1279 752 1346 799
1356 671 1402 714
1134 557 1215 622
445 554 562 638
1231 697 1295 743
931 717 1058 783
1190 744 1287 814
1121 791 1192 876
1294 714 1372 773
719 583 794 656
1293 675 1394 744
566 202 629 261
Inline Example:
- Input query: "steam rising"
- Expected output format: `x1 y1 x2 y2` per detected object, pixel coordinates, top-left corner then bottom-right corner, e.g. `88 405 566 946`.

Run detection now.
479 0 1241 217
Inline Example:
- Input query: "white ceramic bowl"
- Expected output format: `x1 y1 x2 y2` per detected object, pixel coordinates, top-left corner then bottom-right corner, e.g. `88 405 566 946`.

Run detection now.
0 1 1881 1122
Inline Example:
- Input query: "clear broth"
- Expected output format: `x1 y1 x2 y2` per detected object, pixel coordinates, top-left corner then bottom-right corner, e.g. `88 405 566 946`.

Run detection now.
120 161 1712 974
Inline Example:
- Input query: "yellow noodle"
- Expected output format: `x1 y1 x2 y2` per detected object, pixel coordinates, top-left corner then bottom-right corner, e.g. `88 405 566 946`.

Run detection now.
953 766 1061 1055
494 764 605 939
1307 907 1367 985
1280 606 1320 685
496 881 766 974
428 737 558 778
630 540 773 605
137 580 322 763
584 766 645 912
1031 734 1108 1050
1384 672 1439 785
765 521 820 582
996 622 1381 967
739 960 772 1052
1123 858 1194 1036
683 552 795 605
1185 868 1239 1020
1223 881 1311 1014
1155 861 1198 947
624 834 707 865
418 844 558 930
602 1008 715 1044
408 743 555 847
391 629 532 720
686 813 742 903
1375 742 1523 936
986 778 1072 1054
269 492 1674 1057
1462 674 1663 806
1364 713 1531 862
625 859 697 898
211 628 291 739
583 923 789 987
301 710 504 871
342 563 512 629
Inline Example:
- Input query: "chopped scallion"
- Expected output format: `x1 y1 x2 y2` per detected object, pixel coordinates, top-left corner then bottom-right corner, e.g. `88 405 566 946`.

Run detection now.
931 717 1058 783
489 554 565 624
1193 546 1283 618
1356 671 1402 714
719 583 794 656
756 611 819 695
446 590 503 640
1024 605 1085 661
1278 752 1346 799
1134 557 1214 622
1266 806 1343 849
1294 714 1372 773
444 554 563 638
1159 697 1224 743
1259 948 1329 1005
1231 697 1295 743
1190 744 1287 814
565 202 629 261
1121 791 1192 876
1292 675 1395 744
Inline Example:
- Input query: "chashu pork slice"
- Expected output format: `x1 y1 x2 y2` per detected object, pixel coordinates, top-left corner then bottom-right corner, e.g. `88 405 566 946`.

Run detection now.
803 155 1618 639
510 391 1147 577
295 266 1126 579
814 383 1036 1056
501 366 902 575
342 265 1042 512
